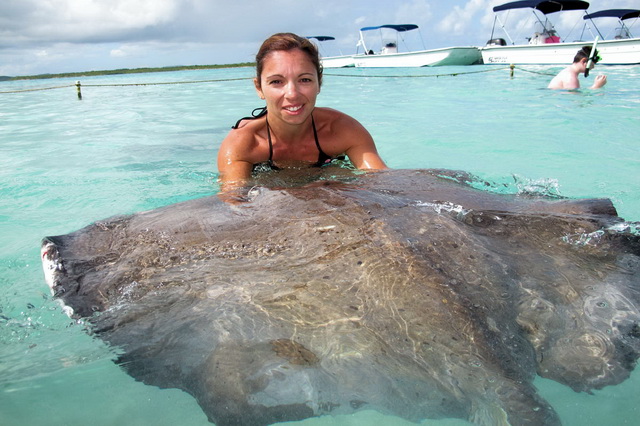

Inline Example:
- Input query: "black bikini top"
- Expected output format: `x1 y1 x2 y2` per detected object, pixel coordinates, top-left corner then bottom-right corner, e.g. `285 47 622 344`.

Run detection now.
232 107 333 172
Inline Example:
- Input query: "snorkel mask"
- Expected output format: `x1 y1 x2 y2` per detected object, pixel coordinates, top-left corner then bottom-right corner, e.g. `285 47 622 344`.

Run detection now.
585 39 601 78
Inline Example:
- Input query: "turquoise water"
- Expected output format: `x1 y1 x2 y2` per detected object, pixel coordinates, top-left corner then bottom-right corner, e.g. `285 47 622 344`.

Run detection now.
1 65 639 425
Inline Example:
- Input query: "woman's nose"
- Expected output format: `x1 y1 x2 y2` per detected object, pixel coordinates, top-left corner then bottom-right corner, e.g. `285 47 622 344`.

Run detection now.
284 82 299 97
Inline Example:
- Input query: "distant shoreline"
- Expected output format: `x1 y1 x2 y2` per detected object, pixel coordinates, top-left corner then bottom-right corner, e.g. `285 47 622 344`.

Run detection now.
0 63 255 81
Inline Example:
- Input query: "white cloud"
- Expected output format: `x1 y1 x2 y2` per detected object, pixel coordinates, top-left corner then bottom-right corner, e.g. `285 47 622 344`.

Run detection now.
110 49 127 58
394 0 433 23
2 0 179 44
437 0 488 35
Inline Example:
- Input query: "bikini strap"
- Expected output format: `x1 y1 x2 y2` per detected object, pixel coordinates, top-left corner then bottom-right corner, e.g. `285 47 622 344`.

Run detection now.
265 115 316 167
231 107 267 129
265 117 274 165
311 114 332 165
311 115 320 150
251 111 327 169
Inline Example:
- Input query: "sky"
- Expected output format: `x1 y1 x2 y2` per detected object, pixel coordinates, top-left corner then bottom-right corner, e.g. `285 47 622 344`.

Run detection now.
0 0 637 76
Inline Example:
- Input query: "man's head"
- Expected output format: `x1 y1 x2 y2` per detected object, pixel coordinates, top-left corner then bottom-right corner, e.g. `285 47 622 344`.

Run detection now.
574 46 601 65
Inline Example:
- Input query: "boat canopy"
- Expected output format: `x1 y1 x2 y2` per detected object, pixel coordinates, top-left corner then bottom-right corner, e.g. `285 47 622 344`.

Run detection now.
356 24 426 55
583 9 640 21
360 24 419 32
493 0 589 14
307 36 336 41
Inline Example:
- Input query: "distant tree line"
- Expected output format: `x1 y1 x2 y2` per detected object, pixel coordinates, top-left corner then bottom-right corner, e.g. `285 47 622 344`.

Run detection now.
1 63 255 81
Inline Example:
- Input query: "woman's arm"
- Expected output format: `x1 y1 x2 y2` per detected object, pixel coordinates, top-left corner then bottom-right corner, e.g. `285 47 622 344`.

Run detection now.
333 113 387 170
217 130 256 192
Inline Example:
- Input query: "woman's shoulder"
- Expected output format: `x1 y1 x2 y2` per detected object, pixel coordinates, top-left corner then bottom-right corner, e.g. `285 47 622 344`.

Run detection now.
219 116 267 162
314 107 362 132
224 116 264 142
313 107 373 156
314 106 351 120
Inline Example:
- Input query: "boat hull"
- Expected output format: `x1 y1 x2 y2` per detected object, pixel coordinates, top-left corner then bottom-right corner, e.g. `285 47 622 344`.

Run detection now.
320 55 355 68
353 46 481 67
481 38 640 65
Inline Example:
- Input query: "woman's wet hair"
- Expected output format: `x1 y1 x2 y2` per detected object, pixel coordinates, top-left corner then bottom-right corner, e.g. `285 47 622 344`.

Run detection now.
574 46 600 63
255 33 323 88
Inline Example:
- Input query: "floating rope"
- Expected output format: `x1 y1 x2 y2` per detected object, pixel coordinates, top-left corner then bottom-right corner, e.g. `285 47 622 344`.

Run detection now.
0 76 253 94
80 77 253 87
0 66 548 95
0 84 75 94
511 67 557 77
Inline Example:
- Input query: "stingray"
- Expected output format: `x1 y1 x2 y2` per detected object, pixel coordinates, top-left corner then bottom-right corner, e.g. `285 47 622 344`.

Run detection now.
41 169 640 426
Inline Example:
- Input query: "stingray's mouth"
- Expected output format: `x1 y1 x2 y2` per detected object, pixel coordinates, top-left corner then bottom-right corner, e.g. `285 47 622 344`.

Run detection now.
41 240 62 291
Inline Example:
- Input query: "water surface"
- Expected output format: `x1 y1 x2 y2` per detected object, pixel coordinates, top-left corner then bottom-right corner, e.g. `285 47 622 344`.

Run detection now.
1 64 638 425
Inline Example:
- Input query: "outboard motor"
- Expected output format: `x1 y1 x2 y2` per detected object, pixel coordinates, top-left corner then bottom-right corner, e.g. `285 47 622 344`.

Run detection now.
486 38 506 46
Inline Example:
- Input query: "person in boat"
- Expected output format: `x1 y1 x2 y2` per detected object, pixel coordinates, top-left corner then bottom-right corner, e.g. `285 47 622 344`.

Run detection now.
547 46 607 90
217 32 387 194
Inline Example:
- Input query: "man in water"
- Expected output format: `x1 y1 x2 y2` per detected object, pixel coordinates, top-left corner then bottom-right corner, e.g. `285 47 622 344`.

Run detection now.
548 46 607 90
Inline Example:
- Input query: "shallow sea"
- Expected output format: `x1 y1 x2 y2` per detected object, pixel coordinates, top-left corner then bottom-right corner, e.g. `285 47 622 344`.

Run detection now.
1 64 638 425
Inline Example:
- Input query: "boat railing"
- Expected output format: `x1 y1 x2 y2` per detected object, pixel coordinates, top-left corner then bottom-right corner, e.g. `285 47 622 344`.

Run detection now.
613 23 634 39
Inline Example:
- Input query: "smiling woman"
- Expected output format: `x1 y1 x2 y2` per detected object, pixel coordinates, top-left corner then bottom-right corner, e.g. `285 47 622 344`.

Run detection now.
216 32 387 195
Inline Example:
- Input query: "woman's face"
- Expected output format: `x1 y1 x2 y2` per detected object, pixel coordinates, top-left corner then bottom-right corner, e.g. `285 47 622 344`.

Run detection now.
255 49 320 125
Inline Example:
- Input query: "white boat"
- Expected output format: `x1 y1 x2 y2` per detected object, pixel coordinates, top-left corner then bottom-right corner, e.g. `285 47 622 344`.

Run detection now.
480 1 640 65
307 36 355 68
352 24 481 68
321 55 356 68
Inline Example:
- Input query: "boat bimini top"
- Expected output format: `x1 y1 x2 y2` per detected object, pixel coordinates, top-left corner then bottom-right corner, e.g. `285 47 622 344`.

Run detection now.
306 36 336 42
493 0 589 14
583 9 640 40
359 24 419 32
